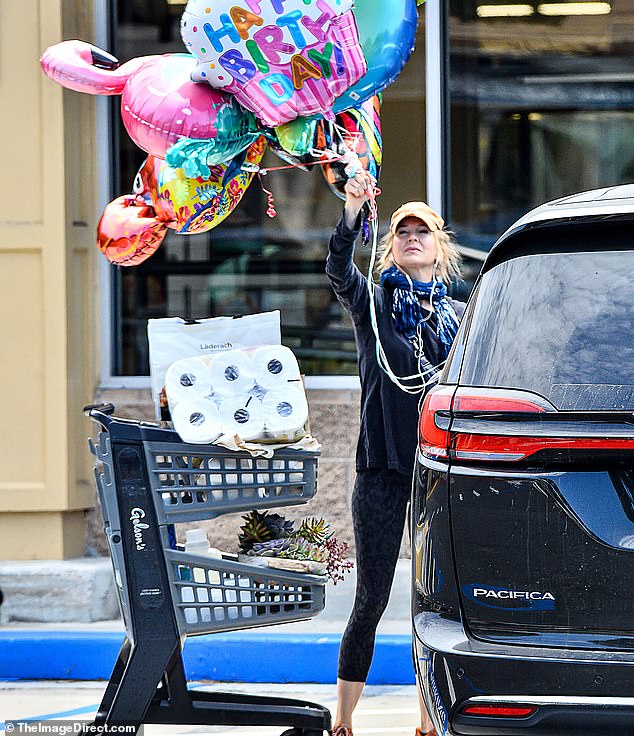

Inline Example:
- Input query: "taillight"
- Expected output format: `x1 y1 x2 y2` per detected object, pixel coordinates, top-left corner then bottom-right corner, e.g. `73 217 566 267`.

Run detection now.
419 386 455 460
420 386 634 465
452 433 634 461
452 388 634 462
460 704 537 718
453 388 552 414
452 387 552 462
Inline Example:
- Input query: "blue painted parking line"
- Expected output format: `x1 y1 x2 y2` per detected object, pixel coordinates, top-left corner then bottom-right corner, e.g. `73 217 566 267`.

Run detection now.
0 632 414 685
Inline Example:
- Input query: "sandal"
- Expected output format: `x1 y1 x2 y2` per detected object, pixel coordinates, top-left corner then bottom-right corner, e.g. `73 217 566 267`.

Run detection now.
332 725 353 736
415 729 437 736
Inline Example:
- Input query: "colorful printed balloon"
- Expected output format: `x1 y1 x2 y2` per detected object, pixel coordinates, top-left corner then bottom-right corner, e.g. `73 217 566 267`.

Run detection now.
180 0 367 127
333 0 418 112
97 195 168 266
320 96 382 199
99 136 266 266
157 135 267 234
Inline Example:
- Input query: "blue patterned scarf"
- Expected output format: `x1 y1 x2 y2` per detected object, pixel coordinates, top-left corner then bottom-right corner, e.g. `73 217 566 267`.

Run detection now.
379 265 459 359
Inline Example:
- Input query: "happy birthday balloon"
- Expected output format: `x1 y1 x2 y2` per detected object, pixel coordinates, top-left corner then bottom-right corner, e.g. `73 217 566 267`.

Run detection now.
180 0 367 127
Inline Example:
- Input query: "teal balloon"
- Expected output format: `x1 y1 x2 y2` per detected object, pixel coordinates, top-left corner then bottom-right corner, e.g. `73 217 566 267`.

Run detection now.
266 116 320 170
165 101 261 179
166 132 260 179
333 0 418 113
275 117 320 157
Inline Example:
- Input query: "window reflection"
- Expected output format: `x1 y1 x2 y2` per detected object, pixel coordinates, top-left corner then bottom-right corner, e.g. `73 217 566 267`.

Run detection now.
449 0 634 253
460 250 634 409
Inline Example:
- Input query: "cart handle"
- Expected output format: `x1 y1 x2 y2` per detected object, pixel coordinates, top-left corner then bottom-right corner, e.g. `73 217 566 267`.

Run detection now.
83 402 116 428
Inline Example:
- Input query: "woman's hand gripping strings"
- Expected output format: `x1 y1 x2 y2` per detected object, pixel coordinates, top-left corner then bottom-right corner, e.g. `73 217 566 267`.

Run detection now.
344 171 378 229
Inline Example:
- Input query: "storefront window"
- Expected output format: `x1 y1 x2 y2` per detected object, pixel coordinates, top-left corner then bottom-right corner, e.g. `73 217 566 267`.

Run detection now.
110 1 426 377
449 0 634 253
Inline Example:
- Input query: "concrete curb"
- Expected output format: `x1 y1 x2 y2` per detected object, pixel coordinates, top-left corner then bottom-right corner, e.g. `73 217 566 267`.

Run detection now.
0 631 414 685
0 559 119 624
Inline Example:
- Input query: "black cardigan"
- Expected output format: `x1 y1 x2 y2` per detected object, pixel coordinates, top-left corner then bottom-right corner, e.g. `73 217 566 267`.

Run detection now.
326 215 466 477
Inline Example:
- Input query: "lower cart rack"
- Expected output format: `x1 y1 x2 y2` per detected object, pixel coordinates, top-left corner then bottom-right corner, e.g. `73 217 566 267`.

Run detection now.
85 403 330 736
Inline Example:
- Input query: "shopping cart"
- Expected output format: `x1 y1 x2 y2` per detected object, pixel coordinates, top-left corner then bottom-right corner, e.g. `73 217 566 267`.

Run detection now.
85 403 331 736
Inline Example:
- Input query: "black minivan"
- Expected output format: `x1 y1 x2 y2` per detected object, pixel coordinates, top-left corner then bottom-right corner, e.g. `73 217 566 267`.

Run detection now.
413 185 634 736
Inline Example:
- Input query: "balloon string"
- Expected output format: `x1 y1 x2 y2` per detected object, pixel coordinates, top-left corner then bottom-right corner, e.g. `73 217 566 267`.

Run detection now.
250 136 369 219
332 123 365 157
367 187 381 221
255 159 380 221
252 149 355 217
248 152 349 175
332 121 363 146
257 172 277 218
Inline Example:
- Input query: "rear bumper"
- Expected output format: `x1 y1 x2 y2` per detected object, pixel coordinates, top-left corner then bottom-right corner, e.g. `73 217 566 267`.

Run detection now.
413 612 634 735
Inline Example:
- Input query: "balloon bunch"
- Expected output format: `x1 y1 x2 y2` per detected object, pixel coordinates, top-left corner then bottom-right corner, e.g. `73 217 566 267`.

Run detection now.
40 0 420 266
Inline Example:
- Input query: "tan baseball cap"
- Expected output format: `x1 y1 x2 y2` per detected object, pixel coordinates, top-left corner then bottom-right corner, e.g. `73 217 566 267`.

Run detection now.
389 202 444 234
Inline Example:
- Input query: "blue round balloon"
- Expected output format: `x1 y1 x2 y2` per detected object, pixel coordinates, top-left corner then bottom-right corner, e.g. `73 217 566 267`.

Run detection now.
333 0 419 113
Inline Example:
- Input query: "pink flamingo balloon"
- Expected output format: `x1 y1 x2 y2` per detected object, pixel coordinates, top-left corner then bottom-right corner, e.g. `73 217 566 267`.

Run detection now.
41 40 246 159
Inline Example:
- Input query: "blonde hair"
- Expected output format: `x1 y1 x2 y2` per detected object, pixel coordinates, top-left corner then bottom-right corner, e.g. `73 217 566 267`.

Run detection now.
376 228 462 283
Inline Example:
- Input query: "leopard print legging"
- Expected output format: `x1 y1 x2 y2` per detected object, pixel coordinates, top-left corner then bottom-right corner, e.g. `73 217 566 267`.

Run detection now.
338 468 412 682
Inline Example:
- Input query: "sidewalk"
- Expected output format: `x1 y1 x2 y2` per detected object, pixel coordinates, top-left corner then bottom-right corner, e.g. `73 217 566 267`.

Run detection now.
0 560 414 684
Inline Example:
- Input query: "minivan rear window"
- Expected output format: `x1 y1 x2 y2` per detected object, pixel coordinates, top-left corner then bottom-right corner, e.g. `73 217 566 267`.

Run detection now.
459 250 634 410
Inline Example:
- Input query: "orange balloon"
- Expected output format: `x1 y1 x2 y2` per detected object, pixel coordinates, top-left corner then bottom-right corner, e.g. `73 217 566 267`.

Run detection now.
97 195 168 266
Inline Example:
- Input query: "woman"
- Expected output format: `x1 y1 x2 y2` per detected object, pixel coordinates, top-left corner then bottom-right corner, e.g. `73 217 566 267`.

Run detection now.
326 171 465 736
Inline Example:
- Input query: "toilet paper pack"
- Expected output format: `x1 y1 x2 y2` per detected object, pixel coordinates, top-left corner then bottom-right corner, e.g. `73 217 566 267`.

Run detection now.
148 311 281 420
152 317 312 445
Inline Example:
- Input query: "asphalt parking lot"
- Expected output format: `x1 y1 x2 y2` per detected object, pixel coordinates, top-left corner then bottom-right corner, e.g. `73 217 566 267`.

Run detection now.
0 682 419 735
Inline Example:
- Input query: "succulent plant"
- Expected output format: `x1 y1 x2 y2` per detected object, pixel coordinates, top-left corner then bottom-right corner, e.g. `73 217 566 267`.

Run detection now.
238 510 352 584
295 517 331 546
250 538 293 557
238 510 271 553
263 513 295 539
280 536 329 562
